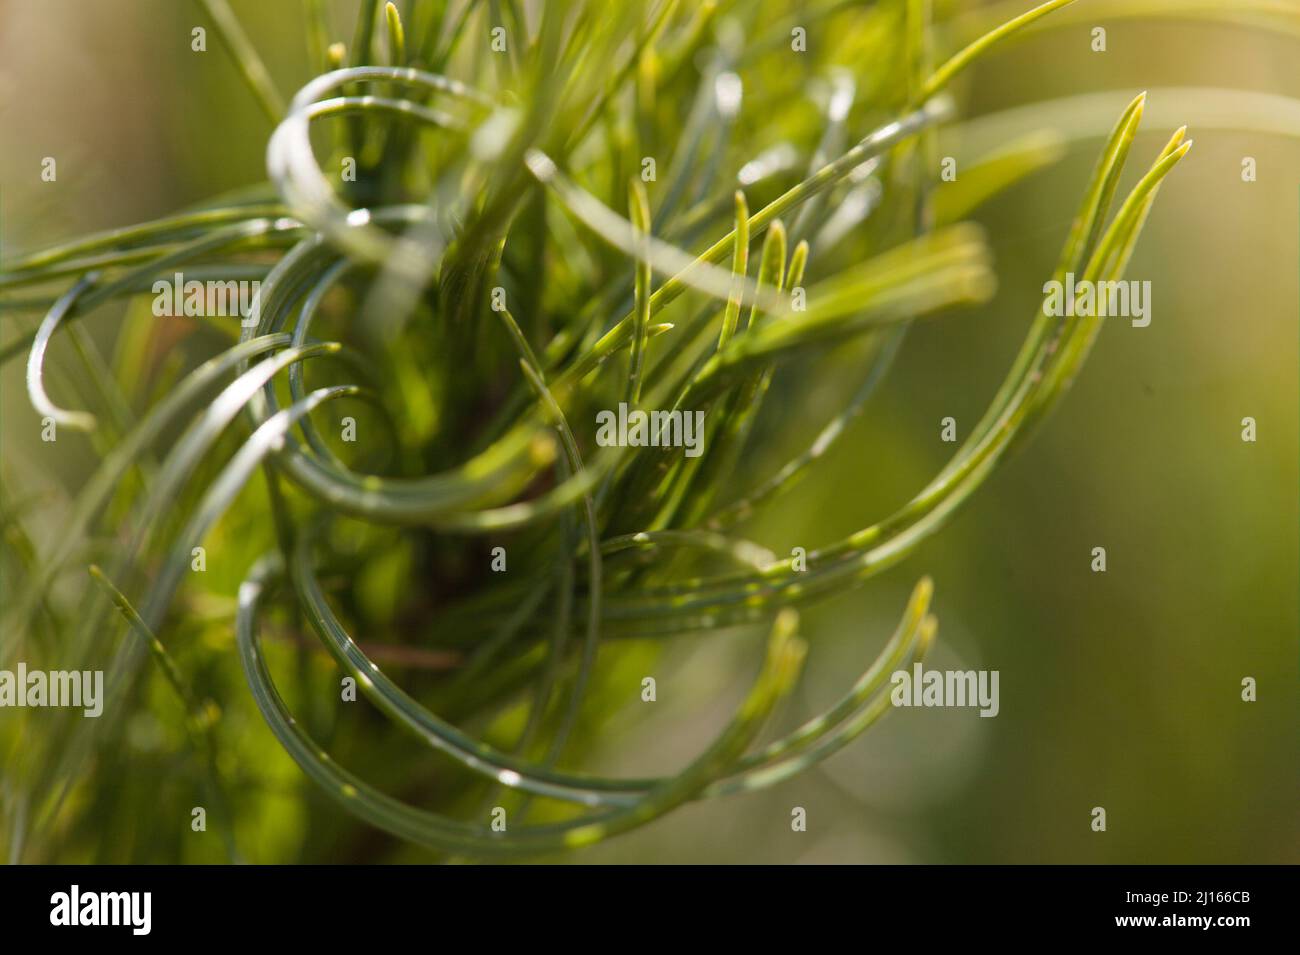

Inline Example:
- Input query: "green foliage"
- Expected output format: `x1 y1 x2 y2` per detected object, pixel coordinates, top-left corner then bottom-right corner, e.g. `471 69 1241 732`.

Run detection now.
0 0 1193 861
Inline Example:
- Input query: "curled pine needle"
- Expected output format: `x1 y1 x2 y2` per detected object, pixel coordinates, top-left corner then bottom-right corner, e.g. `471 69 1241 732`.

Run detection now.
26 272 101 433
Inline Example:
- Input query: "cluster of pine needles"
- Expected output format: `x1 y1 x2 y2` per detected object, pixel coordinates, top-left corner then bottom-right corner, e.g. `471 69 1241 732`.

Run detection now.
0 0 1197 860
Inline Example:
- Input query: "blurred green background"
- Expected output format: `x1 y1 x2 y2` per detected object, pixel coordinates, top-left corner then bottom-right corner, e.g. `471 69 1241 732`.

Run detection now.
1 0 1296 863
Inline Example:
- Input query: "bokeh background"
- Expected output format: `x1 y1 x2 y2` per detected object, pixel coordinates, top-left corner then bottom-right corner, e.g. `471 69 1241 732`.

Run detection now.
1 0 1296 863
